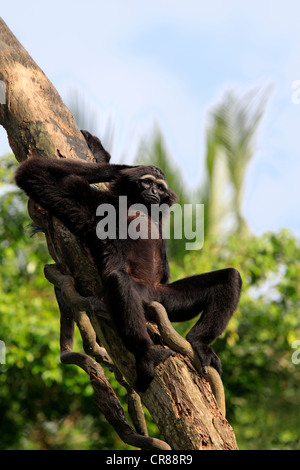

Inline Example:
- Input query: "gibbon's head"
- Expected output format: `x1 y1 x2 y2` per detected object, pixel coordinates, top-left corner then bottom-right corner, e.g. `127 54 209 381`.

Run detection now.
113 166 178 207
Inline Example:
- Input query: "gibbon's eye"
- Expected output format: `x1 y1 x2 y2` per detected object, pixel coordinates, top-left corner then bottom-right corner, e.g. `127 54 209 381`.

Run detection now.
156 183 165 193
141 178 153 188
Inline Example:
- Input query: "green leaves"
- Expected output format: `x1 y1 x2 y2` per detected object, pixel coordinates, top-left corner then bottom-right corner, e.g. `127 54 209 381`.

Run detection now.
178 230 300 449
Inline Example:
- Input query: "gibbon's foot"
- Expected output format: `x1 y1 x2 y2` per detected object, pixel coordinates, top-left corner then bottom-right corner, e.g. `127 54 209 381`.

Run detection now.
191 342 222 375
88 297 110 316
151 347 175 367
135 348 175 392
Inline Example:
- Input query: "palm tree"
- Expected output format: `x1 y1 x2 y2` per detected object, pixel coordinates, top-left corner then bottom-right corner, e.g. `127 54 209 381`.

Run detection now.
201 86 271 238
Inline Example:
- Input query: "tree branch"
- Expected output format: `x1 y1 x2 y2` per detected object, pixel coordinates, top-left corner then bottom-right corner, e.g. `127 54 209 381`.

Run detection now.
147 301 226 417
56 283 171 450
0 18 92 163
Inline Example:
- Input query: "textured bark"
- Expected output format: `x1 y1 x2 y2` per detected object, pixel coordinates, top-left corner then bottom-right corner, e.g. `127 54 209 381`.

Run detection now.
0 17 93 163
0 17 238 450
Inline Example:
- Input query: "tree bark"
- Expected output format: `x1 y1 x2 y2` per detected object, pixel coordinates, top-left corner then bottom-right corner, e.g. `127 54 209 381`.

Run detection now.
0 17 238 450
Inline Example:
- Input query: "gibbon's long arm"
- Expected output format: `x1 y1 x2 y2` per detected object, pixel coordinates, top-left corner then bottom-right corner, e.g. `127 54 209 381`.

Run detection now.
15 155 134 186
14 156 127 236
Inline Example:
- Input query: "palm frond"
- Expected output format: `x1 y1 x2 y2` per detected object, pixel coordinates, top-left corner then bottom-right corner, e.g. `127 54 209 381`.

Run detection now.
203 85 272 236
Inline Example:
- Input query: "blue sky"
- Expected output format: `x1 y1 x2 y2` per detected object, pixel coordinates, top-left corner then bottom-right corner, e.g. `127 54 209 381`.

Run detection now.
1 1 300 235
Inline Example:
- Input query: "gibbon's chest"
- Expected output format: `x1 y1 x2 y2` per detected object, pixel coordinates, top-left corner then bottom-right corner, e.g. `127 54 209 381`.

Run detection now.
98 208 165 284
124 210 164 284
126 208 160 240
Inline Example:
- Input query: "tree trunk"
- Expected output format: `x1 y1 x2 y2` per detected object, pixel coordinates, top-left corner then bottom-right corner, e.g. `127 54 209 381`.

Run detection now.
0 17 238 450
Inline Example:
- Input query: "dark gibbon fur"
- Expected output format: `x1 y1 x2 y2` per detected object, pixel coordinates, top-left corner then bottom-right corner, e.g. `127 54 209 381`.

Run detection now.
15 131 242 391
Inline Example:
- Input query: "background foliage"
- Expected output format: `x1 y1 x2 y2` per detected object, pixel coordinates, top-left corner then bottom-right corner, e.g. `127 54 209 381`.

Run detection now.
0 87 299 449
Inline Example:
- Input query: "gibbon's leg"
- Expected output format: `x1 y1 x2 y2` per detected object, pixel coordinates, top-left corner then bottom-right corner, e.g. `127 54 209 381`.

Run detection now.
81 130 111 163
157 268 242 374
103 270 174 392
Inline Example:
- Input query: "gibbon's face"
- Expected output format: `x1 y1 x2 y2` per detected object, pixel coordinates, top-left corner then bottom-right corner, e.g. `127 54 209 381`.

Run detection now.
138 173 169 204
114 166 178 207
136 168 177 207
